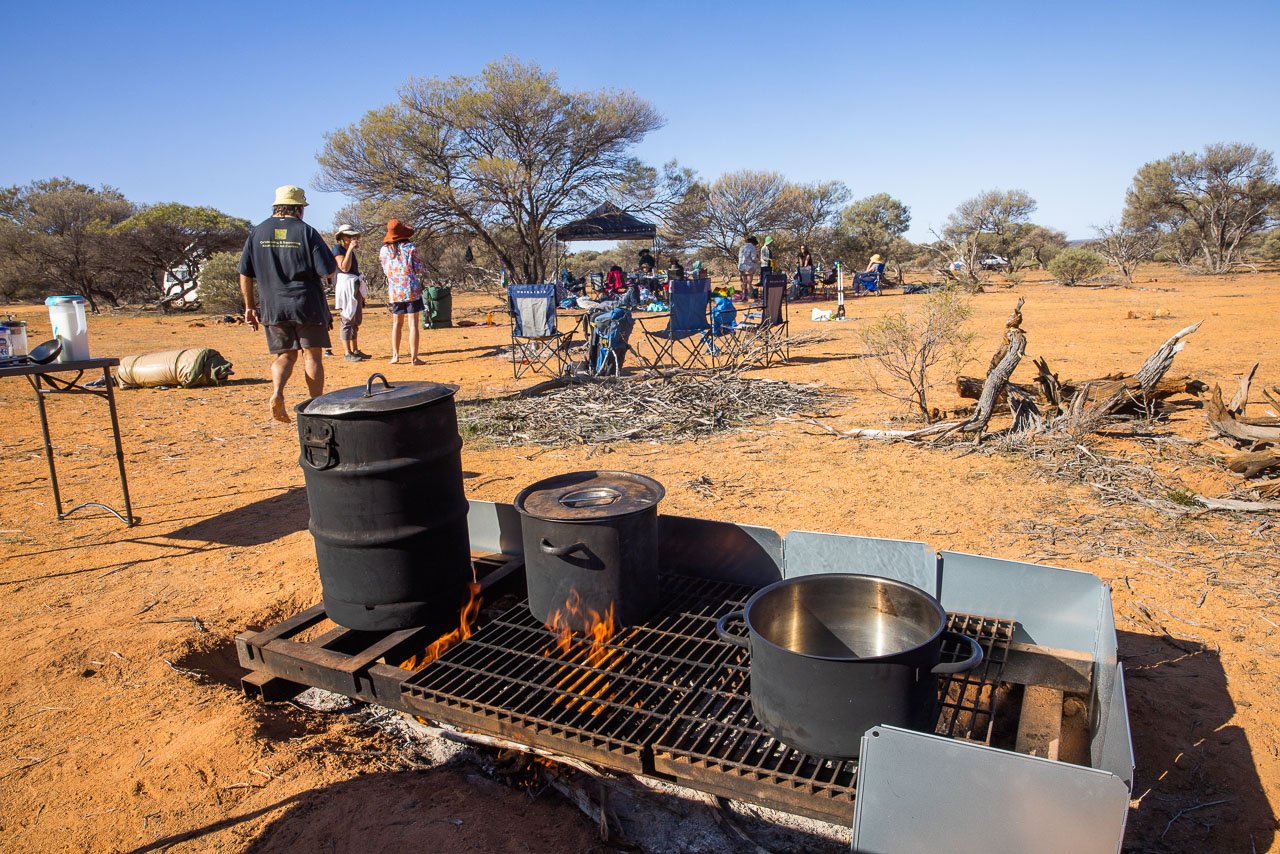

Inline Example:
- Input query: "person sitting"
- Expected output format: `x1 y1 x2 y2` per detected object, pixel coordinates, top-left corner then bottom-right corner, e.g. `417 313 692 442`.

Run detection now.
602 265 628 298
637 247 656 271
856 254 886 296
668 257 685 281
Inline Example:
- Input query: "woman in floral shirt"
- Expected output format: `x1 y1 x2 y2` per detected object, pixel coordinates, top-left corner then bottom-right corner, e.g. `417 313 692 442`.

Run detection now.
379 219 424 365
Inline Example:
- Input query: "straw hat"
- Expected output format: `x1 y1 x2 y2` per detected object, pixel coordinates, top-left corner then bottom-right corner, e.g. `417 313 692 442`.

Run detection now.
383 219 415 244
870 253 883 263
334 224 360 238
273 185 309 207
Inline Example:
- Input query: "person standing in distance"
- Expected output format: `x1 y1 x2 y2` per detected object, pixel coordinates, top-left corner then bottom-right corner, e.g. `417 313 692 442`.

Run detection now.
737 236 759 302
238 185 337 423
332 224 369 361
380 219 425 365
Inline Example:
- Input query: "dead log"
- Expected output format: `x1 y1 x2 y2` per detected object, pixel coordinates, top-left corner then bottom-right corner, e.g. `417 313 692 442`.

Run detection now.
1229 363 1259 416
1205 385 1280 445
1033 357 1064 414
1226 450 1280 479
1133 320 1203 392
954 301 1028 437
955 373 1205 406
1008 383 1043 435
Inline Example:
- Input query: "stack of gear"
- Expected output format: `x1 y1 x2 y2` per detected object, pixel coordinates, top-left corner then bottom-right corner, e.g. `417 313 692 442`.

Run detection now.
117 348 234 389
587 304 635 376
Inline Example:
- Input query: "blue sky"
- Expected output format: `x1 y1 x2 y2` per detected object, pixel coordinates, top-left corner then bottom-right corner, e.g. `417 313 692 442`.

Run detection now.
3 0 1276 241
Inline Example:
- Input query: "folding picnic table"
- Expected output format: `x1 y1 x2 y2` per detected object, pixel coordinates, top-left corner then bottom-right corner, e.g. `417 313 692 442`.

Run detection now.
0 358 137 526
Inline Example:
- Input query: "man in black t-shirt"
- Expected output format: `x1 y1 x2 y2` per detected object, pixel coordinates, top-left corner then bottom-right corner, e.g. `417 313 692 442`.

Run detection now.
238 185 337 423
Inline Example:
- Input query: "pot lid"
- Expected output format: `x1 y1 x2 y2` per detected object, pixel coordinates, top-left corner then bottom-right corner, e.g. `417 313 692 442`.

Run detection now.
515 470 665 521
301 373 457 417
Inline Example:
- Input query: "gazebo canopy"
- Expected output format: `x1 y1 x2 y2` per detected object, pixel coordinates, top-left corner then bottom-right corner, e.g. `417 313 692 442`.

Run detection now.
554 202 657 242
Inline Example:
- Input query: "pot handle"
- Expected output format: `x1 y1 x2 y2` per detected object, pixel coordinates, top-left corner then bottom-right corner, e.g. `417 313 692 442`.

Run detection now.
539 538 586 558
931 631 984 675
715 611 749 649
364 373 394 397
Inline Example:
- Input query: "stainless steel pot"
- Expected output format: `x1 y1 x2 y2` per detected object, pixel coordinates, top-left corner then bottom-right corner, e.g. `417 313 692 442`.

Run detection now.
716 573 983 758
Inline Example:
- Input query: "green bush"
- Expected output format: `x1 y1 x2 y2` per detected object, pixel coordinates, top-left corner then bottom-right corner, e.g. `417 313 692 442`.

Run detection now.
198 251 244 313
1048 248 1106 286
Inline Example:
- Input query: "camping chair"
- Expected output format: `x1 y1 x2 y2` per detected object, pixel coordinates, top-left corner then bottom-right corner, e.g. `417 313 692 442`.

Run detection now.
640 278 714 370
732 273 790 367
793 266 816 300
508 284 577 379
585 305 636 376
855 263 886 295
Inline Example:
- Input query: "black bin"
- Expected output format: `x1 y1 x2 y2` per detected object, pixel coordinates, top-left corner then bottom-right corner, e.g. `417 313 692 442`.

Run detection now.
296 374 471 630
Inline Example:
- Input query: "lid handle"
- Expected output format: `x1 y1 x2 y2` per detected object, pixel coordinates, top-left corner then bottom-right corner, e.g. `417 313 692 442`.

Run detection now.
558 487 622 509
364 373 395 397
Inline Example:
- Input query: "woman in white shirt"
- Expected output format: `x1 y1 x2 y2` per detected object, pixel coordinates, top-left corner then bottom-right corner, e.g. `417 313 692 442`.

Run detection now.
737 236 760 300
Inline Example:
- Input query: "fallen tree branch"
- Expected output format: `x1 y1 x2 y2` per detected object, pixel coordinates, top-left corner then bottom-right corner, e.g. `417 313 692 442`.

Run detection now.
1229 362 1259 415
1205 385 1280 445
1195 496 1280 513
1134 320 1203 392
1226 449 1280 479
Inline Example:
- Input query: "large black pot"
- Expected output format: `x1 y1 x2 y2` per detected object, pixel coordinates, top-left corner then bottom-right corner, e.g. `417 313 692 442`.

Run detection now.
297 374 471 631
514 471 664 633
715 573 983 759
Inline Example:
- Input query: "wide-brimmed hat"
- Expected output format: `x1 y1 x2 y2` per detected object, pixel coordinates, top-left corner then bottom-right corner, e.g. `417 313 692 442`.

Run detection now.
335 223 360 238
273 185 309 207
764 235 774 246
870 253 883 263
383 219 415 244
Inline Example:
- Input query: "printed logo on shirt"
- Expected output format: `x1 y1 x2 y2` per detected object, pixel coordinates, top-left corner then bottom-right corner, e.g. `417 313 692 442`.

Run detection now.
274 229 288 240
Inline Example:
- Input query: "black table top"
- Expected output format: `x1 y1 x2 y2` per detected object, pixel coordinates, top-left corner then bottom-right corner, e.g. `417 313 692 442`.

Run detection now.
0 357 119 378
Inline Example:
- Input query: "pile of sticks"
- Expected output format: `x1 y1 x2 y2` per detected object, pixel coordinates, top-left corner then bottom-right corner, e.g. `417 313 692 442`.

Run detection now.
462 374 832 446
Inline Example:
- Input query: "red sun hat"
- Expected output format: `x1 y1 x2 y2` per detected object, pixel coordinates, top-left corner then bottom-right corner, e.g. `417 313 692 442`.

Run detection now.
383 219 415 244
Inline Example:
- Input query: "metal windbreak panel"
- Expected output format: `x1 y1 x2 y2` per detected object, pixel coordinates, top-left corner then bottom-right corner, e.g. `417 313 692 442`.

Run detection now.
852 726 1130 854
938 551 1104 653
1095 663 1135 788
659 514 783 586
466 499 524 556
782 531 939 596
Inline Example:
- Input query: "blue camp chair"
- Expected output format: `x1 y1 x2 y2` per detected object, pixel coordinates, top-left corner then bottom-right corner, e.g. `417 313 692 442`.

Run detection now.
508 284 577 379
856 263 886 295
793 266 816 300
641 278 714 369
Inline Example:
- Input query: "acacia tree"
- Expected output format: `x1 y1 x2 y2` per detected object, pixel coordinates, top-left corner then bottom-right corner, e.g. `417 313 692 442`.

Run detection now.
937 189 1038 287
1123 143 1280 273
0 178 135 311
1019 225 1068 270
1093 221 1159 282
785 180 851 244
112 203 249 310
318 58 663 284
834 193 911 270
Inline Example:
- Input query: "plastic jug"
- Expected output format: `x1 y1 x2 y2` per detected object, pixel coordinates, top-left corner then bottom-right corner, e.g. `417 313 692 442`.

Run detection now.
45 296 89 362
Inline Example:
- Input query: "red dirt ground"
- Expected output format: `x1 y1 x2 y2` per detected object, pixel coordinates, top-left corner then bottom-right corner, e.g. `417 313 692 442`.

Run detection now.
1 265 1278 852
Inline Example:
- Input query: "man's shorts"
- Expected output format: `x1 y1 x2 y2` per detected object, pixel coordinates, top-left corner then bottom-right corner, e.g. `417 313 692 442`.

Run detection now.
265 322 331 354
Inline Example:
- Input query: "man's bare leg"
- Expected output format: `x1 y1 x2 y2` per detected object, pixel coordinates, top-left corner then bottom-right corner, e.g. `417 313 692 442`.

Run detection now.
270 350 299 422
301 347 325 398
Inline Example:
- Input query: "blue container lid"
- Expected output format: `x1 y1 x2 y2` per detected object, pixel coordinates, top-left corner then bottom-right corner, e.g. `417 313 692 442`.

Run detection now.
45 295 86 305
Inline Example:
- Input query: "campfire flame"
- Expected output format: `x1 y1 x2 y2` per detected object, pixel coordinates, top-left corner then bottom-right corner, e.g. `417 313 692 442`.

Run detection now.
401 581 482 672
544 591 624 715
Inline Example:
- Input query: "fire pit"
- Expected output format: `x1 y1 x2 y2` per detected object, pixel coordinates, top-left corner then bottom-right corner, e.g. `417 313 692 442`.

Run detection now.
238 501 1134 852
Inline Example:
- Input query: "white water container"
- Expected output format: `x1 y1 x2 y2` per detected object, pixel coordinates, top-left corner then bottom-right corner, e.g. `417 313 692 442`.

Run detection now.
45 296 89 362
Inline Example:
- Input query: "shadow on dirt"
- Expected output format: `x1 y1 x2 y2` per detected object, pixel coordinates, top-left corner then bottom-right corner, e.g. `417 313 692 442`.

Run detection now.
1120 629 1275 852
166 487 308 546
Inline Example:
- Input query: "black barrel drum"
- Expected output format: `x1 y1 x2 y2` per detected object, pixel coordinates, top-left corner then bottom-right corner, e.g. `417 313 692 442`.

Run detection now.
296 374 471 631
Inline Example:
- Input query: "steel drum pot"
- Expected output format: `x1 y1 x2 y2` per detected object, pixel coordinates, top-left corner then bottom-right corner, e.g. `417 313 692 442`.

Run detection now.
715 573 983 759
515 471 664 632
297 374 471 631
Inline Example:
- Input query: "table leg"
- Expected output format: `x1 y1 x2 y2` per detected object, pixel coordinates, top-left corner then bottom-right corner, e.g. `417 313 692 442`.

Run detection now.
31 374 64 518
102 366 136 526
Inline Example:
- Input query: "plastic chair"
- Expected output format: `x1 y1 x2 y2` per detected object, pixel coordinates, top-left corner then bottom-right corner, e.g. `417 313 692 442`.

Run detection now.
641 278 714 369
508 284 576 379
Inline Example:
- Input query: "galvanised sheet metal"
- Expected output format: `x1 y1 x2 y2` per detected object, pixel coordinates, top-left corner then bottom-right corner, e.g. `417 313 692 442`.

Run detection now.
465 500 784 586
938 550 1105 654
783 531 938 596
852 726 1130 854
1096 663 1135 788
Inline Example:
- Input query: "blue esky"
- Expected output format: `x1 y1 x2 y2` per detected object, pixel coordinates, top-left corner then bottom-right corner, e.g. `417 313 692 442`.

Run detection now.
3 0 1276 241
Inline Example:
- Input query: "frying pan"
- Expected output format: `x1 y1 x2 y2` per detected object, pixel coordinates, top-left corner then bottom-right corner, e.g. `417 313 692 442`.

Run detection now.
0 338 61 368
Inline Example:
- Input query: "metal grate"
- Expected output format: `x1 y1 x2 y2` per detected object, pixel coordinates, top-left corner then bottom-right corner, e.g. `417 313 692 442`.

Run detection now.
401 574 757 773
651 611 1016 825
